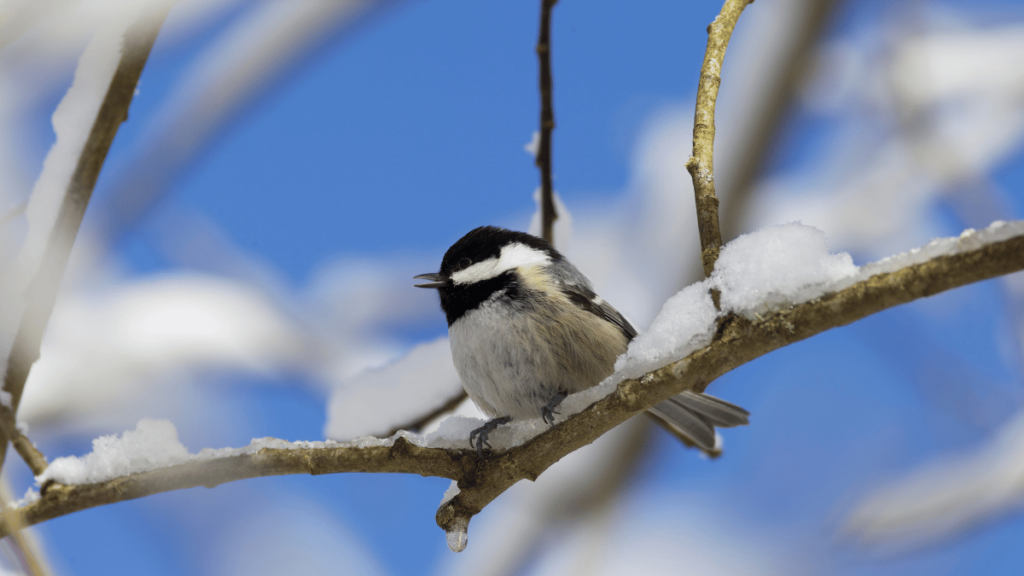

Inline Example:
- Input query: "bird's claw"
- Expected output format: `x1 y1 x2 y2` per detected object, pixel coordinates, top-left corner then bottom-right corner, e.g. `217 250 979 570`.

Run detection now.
541 392 567 426
469 416 512 456
541 405 559 426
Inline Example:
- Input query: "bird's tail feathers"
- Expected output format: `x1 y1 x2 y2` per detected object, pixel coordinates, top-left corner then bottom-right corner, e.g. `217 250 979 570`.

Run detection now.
646 390 749 457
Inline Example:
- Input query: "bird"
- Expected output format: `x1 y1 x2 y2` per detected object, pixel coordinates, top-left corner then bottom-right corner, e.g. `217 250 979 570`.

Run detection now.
414 226 748 455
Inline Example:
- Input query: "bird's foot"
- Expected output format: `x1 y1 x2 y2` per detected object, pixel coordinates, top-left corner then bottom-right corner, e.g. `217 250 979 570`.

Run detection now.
469 416 512 456
541 392 567 426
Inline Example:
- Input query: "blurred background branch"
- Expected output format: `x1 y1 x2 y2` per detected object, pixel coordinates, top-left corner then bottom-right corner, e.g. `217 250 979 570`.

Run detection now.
92 0 400 249
0 478 49 576
0 4 171 474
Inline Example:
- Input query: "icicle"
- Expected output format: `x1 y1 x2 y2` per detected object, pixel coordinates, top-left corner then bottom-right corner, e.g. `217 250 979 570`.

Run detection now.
444 514 469 553
445 527 468 553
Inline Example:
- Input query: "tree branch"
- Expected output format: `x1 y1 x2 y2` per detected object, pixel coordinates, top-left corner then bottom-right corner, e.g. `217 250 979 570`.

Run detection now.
0 6 171 473
6 436 469 536
686 0 755 277
0 406 46 476
536 0 558 244
4 223 1022 542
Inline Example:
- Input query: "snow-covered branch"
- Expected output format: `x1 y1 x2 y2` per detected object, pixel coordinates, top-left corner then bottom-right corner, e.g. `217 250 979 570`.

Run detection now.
4 221 1022 546
6 433 468 539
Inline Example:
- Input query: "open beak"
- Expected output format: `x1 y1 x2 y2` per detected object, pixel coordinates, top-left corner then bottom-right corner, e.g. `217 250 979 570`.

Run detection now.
414 272 448 289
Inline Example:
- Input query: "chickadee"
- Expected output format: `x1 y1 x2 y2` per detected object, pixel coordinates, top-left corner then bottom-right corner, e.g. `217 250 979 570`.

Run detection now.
415 226 748 455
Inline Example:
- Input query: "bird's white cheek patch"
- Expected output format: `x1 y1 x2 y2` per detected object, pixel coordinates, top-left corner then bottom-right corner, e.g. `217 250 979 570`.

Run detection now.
451 258 500 285
450 243 551 285
498 243 550 271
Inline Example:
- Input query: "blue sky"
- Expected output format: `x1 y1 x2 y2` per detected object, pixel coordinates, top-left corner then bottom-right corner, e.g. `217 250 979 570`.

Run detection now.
92 0 727 276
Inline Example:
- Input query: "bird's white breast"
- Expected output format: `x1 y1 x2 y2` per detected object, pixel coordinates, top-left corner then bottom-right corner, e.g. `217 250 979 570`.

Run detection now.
448 287 628 421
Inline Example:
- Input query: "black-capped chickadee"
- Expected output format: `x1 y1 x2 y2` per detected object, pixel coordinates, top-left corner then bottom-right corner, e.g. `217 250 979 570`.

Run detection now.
415 226 748 455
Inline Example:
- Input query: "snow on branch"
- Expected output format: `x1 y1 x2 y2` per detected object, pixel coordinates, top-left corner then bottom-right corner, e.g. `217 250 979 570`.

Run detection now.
3 220 1022 546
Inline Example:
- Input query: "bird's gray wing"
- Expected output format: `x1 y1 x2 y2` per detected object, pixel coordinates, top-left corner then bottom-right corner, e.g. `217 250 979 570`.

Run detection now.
554 272 749 456
557 281 637 342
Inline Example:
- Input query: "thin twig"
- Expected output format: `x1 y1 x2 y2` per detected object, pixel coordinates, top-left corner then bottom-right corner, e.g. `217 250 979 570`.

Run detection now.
3 224 1023 539
0 6 171 473
536 0 558 244
0 407 46 476
686 0 755 277
720 0 840 241
383 390 468 438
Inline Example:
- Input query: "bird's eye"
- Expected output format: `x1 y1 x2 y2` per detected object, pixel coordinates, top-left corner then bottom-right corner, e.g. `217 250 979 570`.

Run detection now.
457 257 472 270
